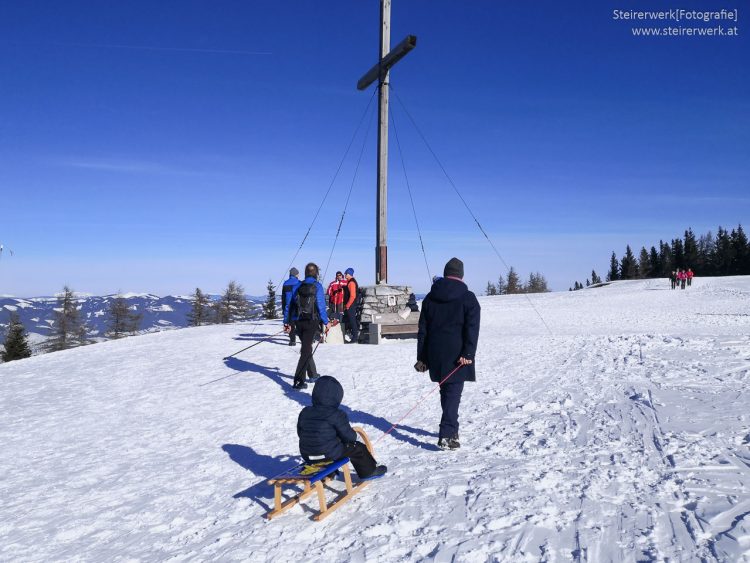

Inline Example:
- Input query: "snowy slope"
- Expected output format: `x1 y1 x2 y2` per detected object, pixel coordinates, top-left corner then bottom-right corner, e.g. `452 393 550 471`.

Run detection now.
1 277 749 561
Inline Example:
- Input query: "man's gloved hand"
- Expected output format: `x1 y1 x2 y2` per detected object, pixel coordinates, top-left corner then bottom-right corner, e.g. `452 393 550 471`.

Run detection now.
414 360 428 373
283 324 291 333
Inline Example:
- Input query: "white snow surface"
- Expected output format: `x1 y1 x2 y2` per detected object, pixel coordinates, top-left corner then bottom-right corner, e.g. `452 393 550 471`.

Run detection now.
2 277 750 562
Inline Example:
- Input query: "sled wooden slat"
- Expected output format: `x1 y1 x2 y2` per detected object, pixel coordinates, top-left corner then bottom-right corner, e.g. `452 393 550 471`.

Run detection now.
264 427 374 521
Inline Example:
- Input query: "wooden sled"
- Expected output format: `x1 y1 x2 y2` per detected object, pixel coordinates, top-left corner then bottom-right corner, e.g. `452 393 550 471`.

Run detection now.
265 427 375 521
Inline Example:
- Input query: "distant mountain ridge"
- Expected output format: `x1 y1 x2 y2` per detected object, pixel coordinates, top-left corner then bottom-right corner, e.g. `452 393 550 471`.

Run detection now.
0 293 269 347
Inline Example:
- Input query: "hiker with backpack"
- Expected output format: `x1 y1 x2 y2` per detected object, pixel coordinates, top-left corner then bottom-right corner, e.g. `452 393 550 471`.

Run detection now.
342 267 360 344
283 262 330 390
281 268 301 346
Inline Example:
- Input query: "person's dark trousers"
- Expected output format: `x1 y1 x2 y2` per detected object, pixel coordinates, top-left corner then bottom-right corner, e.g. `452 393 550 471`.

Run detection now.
340 442 377 478
293 319 318 386
345 307 359 343
439 379 465 439
288 320 297 345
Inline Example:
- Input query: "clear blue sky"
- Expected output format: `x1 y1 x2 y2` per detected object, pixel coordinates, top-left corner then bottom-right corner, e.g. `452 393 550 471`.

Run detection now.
1 0 747 296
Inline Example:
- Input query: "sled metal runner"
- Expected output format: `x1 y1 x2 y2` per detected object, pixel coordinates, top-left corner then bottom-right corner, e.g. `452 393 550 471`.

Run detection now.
265 428 375 521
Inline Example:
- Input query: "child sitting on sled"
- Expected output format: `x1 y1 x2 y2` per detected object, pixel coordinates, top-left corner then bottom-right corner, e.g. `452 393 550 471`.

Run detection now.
297 376 387 479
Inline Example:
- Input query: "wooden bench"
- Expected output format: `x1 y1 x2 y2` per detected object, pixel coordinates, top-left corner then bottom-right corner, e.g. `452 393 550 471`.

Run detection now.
265 427 375 521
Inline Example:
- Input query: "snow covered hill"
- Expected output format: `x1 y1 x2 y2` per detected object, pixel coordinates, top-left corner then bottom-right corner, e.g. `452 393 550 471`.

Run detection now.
0 293 267 349
1 277 749 561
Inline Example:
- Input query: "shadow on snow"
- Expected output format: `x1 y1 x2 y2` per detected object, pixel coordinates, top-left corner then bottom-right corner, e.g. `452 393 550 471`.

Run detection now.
222 444 298 512
223 356 438 450
233 331 288 345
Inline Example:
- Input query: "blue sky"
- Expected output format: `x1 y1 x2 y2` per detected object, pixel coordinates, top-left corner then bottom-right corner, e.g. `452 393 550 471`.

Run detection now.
0 0 747 296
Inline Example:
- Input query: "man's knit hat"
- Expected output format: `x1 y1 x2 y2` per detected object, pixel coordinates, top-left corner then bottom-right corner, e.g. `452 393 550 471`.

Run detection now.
443 257 464 279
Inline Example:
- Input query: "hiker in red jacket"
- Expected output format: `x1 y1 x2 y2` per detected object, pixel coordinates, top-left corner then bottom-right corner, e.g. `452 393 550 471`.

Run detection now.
327 271 346 322
678 269 687 290
687 268 694 287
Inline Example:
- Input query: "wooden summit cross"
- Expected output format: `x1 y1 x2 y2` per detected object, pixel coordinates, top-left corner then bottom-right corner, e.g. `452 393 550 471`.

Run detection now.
357 0 416 285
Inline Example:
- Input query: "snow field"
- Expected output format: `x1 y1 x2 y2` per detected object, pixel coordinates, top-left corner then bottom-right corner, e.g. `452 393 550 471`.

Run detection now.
1 276 749 561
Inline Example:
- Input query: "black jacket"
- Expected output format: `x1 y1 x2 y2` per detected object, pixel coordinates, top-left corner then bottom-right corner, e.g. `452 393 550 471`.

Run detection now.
417 277 481 383
297 376 357 462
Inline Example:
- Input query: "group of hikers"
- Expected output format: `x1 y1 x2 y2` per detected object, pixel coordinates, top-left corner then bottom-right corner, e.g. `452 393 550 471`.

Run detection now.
280 264 361 390
281 262 360 389
670 268 694 290
276 257 480 480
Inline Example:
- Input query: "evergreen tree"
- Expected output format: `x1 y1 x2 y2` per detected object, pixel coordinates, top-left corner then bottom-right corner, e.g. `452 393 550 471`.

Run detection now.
620 245 638 279
525 272 549 293
485 281 497 296
696 231 714 275
505 267 521 294
658 240 672 277
714 227 734 275
591 270 602 285
638 246 650 279
1 312 32 362
263 279 278 319
216 281 251 324
649 246 660 278
188 288 213 327
496 275 507 295
671 238 685 269
731 225 749 275
586 279 590 287
684 228 698 269
47 286 89 352
606 252 619 281
106 295 142 339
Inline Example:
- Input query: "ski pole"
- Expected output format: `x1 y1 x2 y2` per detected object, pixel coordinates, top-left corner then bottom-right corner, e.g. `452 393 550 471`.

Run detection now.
375 364 464 444
223 329 285 360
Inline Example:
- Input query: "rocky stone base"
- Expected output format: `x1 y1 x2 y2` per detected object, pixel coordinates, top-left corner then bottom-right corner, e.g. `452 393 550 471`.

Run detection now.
359 284 416 322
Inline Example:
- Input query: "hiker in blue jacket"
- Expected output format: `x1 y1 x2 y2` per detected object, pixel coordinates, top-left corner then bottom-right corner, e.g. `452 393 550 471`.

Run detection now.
281 268 301 346
284 262 330 390
298 376 386 479
415 257 480 450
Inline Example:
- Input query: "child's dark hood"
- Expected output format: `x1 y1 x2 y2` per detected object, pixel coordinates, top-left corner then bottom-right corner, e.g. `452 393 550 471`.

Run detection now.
428 277 468 303
311 376 344 408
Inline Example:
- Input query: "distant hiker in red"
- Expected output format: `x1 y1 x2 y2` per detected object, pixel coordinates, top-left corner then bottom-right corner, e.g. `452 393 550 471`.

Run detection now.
326 271 346 322
416 257 480 451
687 268 694 287
342 268 360 344
679 269 687 290
297 376 386 479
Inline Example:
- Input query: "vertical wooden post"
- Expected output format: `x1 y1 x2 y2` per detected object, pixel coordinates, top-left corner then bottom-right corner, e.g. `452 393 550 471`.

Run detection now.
375 0 391 285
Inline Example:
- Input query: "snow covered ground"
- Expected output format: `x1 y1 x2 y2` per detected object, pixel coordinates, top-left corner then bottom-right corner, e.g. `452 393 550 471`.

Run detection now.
1 277 749 562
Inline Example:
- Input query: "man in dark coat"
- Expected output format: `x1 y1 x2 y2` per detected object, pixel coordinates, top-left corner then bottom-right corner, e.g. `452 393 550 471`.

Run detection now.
416 257 480 450
297 376 386 478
